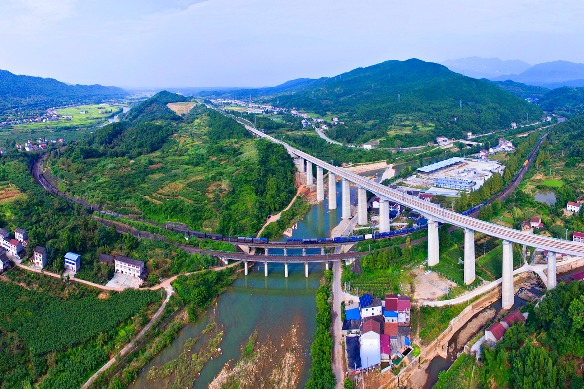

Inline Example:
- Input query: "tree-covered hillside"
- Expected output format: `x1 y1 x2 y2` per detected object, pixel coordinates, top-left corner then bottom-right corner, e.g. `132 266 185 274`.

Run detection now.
47 93 295 236
538 87 584 116
0 69 127 120
204 59 542 146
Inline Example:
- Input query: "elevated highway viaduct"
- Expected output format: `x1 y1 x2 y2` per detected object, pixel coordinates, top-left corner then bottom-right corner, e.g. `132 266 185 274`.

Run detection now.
236 117 579 309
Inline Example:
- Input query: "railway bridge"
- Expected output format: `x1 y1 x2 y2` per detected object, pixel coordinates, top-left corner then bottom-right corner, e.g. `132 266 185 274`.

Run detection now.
239 118 580 309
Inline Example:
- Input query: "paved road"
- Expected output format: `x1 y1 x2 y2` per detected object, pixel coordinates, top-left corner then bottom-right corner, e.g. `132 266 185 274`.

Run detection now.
420 256 582 307
331 260 344 388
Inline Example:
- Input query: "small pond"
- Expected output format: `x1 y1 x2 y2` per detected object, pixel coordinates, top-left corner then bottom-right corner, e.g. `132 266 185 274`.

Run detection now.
534 190 556 206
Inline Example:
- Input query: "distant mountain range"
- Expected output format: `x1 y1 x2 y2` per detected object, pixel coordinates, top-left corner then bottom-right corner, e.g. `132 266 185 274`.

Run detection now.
441 57 584 88
0 69 127 119
441 57 531 80
201 58 541 146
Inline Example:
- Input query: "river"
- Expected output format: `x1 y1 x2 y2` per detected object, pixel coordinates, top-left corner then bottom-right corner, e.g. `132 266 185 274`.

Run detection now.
131 178 357 388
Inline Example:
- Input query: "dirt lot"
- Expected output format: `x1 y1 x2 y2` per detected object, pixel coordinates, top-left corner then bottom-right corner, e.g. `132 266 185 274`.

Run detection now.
412 268 457 300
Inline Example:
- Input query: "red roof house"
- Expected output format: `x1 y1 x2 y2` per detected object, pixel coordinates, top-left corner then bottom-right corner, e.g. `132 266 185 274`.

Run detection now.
573 231 584 243
362 319 381 334
397 296 411 311
485 322 506 343
384 322 399 337
380 334 391 358
502 310 526 328
385 294 398 311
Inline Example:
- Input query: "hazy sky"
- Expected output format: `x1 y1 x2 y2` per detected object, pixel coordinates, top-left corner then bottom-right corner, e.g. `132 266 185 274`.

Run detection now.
1 0 583 88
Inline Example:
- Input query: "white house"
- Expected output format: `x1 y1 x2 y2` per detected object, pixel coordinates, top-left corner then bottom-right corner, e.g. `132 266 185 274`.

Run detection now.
360 320 381 369
114 256 145 279
2 239 23 259
33 246 47 268
0 250 10 272
567 202 581 213
14 228 28 246
64 252 81 272
360 303 383 318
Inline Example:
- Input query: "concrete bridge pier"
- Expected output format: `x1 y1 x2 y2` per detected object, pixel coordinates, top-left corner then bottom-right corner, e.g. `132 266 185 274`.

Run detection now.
298 158 305 173
502 240 514 309
244 261 248 276
342 179 351 220
328 172 337 210
264 261 269 277
283 248 288 256
316 166 324 201
379 199 390 233
302 248 307 256
285 262 289 278
265 248 269 255
358 187 367 226
305 262 309 278
325 262 329 271
306 161 313 186
464 228 476 285
427 218 439 266
321 247 325 255
547 251 557 289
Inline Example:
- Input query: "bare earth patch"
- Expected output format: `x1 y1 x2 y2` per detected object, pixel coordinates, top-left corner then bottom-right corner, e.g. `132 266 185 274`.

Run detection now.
167 102 197 115
411 268 457 300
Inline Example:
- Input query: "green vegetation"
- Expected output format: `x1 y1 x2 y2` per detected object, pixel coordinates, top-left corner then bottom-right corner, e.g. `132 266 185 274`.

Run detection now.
260 196 311 239
538 86 584 116
172 268 236 321
437 281 584 388
305 270 336 389
0 68 126 122
541 178 564 188
47 93 296 236
416 304 467 344
0 270 161 388
235 59 540 147
434 353 479 389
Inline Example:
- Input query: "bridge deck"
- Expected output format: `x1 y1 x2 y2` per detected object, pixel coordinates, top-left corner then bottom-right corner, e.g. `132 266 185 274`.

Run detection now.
240 120 584 257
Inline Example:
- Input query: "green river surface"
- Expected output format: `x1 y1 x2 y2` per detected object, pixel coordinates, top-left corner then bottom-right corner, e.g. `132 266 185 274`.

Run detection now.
131 180 350 388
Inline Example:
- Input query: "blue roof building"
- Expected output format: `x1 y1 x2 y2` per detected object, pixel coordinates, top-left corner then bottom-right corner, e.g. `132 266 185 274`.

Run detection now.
346 308 361 321
359 294 373 308
64 252 81 272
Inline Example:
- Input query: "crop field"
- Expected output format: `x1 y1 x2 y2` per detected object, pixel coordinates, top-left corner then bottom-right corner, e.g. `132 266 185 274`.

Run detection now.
167 102 197 115
541 178 564 188
0 180 24 204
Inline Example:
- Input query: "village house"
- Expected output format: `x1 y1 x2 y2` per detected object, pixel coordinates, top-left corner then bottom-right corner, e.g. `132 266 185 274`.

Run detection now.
573 231 584 243
485 310 527 345
0 228 9 240
380 334 391 362
567 202 581 213
397 295 411 325
14 228 28 246
0 249 10 272
360 319 381 369
530 216 544 229
114 255 145 279
436 136 451 146
33 246 47 268
64 252 81 273
2 239 23 259
359 294 383 318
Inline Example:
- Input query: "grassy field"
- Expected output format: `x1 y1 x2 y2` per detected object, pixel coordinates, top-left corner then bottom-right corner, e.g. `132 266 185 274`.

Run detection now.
540 178 564 188
0 104 124 146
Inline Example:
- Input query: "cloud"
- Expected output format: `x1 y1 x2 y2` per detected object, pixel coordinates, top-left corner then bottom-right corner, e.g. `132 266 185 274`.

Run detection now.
0 0 77 37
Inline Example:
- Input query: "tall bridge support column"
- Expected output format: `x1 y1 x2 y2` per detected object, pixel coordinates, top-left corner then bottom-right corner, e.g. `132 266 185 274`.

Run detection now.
283 248 288 256
502 240 514 309
316 166 324 201
321 247 325 255
342 179 351 220
305 262 309 278
358 187 367 226
306 161 313 186
547 251 557 289
379 199 390 233
244 261 248 276
464 228 476 285
325 262 329 271
298 158 305 173
302 248 307 256
285 262 289 278
265 248 269 255
328 172 337 210
264 261 269 277
427 219 439 267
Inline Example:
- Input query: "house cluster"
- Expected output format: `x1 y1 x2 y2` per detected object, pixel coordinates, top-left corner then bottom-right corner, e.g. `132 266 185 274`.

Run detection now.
16 138 63 152
99 254 146 279
485 138 516 156
0 110 60 128
566 200 583 214
485 310 527 345
573 231 584 243
0 227 27 260
344 294 413 371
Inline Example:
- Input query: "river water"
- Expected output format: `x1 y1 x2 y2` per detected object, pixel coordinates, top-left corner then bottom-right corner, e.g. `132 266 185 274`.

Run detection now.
132 178 356 388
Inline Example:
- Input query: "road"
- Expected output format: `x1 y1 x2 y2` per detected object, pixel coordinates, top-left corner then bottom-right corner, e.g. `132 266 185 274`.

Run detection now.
420 256 582 307
81 285 174 389
331 260 344 388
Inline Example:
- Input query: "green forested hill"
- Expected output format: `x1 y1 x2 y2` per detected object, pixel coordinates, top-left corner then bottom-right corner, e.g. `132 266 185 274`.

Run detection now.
47 94 295 235
0 69 127 120
538 87 584 116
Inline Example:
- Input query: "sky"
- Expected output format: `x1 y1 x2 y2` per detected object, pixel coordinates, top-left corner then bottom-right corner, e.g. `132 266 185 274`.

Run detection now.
1 0 583 88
